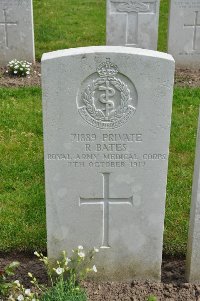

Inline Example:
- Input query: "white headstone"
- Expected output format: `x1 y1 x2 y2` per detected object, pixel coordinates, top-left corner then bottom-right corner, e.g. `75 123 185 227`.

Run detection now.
168 0 200 68
42 46 175 281
186 111 200 282
106 0 160 50
0 0 35 66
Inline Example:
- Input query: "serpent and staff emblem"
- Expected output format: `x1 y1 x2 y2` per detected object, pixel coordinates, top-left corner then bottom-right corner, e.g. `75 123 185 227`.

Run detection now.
99 80 115 119
77 58 138 129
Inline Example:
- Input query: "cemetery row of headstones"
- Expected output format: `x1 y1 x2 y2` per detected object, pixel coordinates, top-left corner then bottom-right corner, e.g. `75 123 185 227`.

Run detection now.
1 0 200 68
1 0 200 283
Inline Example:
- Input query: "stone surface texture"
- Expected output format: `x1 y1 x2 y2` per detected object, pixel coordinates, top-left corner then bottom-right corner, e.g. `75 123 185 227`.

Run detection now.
186 110 200 282
0 0 35 66
168 0 200 68
106 0 160 50
42 46 175 281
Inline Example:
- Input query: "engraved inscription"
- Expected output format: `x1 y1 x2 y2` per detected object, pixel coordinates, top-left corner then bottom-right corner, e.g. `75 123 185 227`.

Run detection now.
174 1 200 9
77 59 138 129
184 11 200 51
110 0 156 46
79 172 133 248
47 152 166 168
0 9 18 47
47 132 167 168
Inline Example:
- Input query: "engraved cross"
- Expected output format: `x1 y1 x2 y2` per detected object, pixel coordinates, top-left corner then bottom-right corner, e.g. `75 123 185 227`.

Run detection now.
79 172 133 248
0 9 18 48
184 11 200 51
110 0 156 46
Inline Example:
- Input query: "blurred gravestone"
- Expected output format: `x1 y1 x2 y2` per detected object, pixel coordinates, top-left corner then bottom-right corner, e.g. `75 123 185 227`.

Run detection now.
0 0 35 66
186 110 200 282
168 0 200 68
42 46 174 281
106 0 160 50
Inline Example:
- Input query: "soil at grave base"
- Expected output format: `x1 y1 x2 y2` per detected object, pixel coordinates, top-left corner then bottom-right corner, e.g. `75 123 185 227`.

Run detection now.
0 252 200 301
0 62 41 88
0 63 200 88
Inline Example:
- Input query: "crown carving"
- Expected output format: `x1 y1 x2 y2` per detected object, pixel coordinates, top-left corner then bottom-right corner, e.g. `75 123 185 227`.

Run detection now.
97 58 119 77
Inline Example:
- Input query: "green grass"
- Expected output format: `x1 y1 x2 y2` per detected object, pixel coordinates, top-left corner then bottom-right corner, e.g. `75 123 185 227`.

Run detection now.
33 0 169 60
164 88 200 255
147 296 157 301
40 281 87 301
0 87 200 255
0 88 46 252
33 0 106 60
158 0 169 52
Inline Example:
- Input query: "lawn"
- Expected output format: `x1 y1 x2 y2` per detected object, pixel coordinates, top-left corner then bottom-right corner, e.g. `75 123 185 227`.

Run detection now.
33 0 169 60
0 88 46 252
0 0 199 256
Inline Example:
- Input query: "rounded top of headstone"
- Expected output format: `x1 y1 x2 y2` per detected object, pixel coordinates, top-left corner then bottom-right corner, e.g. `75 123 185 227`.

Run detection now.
41 46 175 63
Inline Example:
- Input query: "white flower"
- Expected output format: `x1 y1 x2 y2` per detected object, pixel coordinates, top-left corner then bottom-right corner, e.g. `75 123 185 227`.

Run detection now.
65 257 71 265
14 280 20 287
34 251 39 257
25 289 31 296
92 265 97 272
17 295 24 301
26 71 30 75
14 65 19 69
55 267 64 275
78 251 85 258
14 70 18 74
94 247 99 253
78 245 83 250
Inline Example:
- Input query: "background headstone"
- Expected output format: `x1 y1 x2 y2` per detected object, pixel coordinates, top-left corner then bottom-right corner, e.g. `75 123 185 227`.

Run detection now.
168 0 200 68
186 110 200 282
0 0 35 66
42 46 175 281
106 0 160 50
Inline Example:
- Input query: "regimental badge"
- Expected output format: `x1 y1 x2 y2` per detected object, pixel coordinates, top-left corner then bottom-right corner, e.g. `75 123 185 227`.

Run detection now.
77 58 138 129
110 0 150 13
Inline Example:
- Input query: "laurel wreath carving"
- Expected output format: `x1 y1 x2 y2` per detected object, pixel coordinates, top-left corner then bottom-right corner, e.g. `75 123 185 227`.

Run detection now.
81 77 132 121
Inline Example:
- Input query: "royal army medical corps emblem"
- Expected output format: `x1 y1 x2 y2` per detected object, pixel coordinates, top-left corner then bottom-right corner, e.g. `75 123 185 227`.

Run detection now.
76 58 138 129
